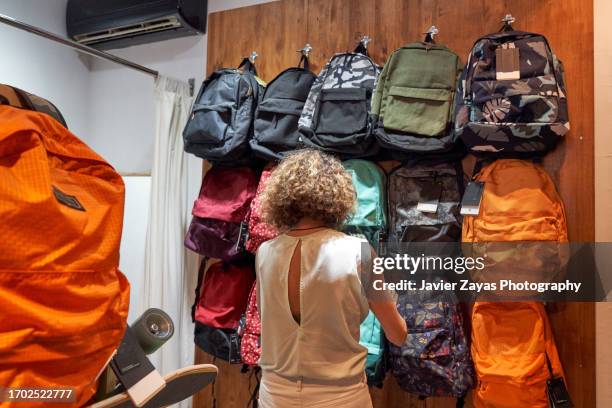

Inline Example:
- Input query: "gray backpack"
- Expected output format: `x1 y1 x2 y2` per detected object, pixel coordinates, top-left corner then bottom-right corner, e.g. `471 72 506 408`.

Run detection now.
184 58 264 163
298 44 380 159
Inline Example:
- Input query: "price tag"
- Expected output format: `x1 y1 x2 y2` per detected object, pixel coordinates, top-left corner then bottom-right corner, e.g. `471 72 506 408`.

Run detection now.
496 43 520 80
460 181 485 216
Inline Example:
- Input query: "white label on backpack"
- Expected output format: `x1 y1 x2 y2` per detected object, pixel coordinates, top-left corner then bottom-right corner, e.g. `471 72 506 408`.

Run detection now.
417 181 442 214
417 201 439 213
496 43 520 81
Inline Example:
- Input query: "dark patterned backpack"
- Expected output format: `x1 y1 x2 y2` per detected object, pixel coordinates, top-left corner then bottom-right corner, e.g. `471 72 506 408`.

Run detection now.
250 56 316 161
391 291 473 401
184 58 264 163
387 161 474 401
455 30 569 156
298 42 380 159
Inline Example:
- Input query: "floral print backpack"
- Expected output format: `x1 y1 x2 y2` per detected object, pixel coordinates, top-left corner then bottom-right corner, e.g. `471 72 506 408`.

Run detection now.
238 283 261 367
245 166 278 253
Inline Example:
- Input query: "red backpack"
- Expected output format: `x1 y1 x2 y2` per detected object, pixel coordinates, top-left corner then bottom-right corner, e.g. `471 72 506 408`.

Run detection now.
185 166 258 260
193 260 255 363
245 166 278 253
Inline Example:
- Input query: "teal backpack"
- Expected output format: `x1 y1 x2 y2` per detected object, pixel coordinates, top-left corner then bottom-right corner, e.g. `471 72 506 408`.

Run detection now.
343 159 387 248
342 159 387 387
360 310 386 387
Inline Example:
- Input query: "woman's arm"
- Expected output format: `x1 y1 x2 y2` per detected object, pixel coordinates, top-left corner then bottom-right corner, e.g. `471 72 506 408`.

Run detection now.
369 300 407 347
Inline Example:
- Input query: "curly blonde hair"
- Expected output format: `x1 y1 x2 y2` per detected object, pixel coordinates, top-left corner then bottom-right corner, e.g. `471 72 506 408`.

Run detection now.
260 149 356 230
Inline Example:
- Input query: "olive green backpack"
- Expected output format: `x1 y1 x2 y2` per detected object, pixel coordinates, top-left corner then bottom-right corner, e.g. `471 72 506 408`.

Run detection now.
342 159 387 387
371 42 463 156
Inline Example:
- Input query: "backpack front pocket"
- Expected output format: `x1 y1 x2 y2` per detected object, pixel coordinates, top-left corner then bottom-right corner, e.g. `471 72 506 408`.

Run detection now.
185 103 233 145
384 86 452 137
314 88 369 135
399 222 461 243
471 75 560 124
184 217 243 261
254 98 304 147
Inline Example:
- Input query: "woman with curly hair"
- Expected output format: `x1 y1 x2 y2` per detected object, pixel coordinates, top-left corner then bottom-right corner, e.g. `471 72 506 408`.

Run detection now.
256 149 407 408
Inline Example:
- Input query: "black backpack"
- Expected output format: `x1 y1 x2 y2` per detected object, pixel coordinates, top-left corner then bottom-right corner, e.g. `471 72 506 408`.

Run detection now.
386 160 475 400
183 58 263 163
297 43 381 159
387 160 464 244
250 56 316 161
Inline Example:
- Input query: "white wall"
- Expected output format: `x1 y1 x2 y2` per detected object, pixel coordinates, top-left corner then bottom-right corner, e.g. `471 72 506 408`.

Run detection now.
87 35 205 175
594 0 612 405
119 177 152 320
0 0 91 136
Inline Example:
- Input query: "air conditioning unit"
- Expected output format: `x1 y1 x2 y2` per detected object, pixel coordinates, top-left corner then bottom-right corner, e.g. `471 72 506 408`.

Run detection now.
66 0 207 50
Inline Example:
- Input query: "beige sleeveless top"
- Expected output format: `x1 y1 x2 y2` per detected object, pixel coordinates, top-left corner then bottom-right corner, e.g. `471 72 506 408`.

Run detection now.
255 229 370 383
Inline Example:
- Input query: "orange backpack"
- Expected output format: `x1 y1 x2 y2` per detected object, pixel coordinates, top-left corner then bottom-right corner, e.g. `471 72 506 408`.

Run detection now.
0 106 130 407
462 159 568 408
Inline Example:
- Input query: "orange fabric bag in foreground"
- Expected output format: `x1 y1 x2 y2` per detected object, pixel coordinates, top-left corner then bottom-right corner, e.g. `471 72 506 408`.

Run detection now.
462 159 568 408
0 105 130 407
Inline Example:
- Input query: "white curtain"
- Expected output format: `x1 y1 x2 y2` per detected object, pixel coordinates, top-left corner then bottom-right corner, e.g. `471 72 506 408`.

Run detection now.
140 75 200 407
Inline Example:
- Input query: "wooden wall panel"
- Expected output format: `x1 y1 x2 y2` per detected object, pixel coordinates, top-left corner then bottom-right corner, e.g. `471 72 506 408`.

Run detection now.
193 348 259 408
198 1 595 407
305 0 375 72
206 0 308 78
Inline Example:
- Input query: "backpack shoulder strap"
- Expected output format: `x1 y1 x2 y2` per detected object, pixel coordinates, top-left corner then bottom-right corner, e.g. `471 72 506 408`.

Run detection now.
298 57 335 129
238 57 258 76
191 258 209 322
371 51 394 117
354 42 369 57
298 54 310 71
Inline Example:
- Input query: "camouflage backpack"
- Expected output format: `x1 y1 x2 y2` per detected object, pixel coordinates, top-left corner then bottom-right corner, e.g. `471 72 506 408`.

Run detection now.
455 30 569 156
298 43 380 159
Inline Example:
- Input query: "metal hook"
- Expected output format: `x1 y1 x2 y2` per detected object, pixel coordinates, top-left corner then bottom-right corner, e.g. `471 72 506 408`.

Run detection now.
297 43 313 57
423 25 439 43
502 14 516 26
360 35 371 49
249 51 258 64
